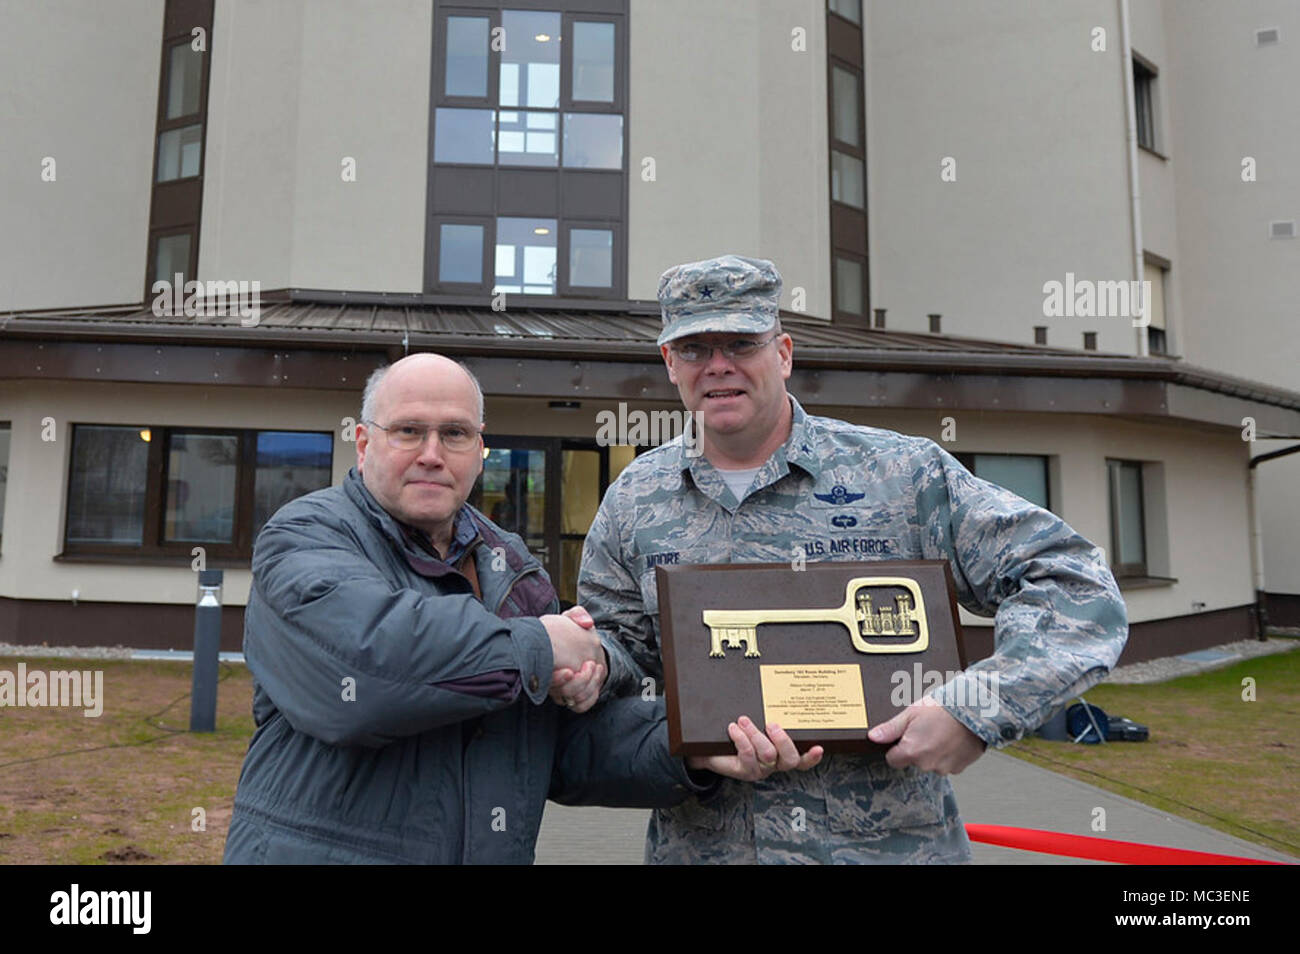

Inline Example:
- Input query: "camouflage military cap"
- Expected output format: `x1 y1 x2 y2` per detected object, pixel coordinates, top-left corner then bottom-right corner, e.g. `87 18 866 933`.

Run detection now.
656 255 783 346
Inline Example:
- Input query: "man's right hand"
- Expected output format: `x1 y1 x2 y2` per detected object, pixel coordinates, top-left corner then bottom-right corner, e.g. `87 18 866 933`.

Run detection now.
541 613 603 673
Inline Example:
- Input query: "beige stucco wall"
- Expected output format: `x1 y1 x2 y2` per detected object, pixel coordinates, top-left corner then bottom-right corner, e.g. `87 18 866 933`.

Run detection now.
0 379 1255 633
0 0 162 311
1164 0 1300 394
201 0 431 292
863 0 1137 353
627 0 831 315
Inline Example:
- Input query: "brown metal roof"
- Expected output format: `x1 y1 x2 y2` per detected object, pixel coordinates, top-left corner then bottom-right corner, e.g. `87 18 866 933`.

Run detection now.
0 296 1114 354
4 295 1299 413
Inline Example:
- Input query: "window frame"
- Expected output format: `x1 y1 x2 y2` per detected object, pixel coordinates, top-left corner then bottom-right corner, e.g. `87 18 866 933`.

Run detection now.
1132 53 1161 155
148 225 199 292
562 12 624 113
60 423 333 563
1143 250 1171 355
144 2 214 302
153 37 209 184
437 9 500 106
433 214 493 291
832 252 868 320
1107 458 1148 579
426 1 629 301
826 6 869 326
558 219 620 295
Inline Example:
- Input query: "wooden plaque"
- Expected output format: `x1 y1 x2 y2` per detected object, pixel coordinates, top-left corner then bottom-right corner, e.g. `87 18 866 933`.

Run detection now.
656 560 967 756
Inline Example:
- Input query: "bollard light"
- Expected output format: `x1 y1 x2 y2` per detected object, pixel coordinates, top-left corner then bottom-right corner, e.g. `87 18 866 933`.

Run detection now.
190 569 223 732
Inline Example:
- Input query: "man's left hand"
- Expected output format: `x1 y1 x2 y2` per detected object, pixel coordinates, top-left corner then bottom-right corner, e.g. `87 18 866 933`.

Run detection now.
549 605 607 712
686 716 823 782
867 698 987 775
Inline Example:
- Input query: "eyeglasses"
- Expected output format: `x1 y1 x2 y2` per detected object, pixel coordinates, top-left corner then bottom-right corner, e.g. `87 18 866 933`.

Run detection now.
670 334 780 363
365 420 481 452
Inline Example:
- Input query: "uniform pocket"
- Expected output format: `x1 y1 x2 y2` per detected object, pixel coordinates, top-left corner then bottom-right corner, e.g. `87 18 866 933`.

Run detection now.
824 758 947 834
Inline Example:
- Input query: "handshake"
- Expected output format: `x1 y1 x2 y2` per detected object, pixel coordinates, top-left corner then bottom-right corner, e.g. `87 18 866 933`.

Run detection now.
540 606 823 782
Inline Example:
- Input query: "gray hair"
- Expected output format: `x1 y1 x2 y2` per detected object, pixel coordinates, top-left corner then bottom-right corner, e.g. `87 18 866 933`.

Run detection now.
361 359 485 426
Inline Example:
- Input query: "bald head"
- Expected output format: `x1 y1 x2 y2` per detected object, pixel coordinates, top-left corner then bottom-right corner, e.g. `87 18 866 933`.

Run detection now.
361 354 484 426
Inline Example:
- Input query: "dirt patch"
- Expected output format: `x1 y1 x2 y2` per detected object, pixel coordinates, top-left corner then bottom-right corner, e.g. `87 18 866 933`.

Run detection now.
0 658 255 864
101 845 156 863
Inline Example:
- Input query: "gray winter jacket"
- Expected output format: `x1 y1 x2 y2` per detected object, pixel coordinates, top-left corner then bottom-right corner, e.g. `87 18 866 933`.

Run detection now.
223 466 704 864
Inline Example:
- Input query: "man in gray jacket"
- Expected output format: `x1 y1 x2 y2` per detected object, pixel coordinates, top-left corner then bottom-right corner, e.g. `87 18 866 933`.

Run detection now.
224 353 819 864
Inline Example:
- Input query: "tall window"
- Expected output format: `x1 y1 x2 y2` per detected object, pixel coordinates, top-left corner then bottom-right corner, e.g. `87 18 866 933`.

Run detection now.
63 425 332 561
1143 255 1169 355
1107 459 1147 578
826 2 868 325
1133 56 1158 153
428 2 626 299
145 0 214 297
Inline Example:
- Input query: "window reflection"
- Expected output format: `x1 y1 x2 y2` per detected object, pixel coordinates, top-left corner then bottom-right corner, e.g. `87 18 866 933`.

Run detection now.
563 113 622 169
434 108 495 164
495 217 557 295
500 11 560 108
446 16 489 97
569 229 612 287
572 21 614 102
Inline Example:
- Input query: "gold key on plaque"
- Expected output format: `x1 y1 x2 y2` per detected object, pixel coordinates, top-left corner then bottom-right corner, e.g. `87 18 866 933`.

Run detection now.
702 576 929 658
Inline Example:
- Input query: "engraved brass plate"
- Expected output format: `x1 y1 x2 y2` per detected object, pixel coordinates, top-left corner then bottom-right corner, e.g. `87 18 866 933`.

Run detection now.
759 664 870 729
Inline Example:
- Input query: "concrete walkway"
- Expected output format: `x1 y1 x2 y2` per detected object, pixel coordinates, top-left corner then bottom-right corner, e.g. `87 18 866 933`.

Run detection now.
535 751 1298 865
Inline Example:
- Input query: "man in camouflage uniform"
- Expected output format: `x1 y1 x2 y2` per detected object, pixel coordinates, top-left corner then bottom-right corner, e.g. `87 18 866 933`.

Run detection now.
575 254 1129 864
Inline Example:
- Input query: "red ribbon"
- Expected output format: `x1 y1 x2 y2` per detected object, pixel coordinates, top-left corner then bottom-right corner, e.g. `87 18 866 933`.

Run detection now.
965 824 1286 865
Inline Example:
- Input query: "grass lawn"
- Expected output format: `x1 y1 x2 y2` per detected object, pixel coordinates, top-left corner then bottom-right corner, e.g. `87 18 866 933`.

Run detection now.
1002 647 1300 857
0 659 254 864
1 648 1296 862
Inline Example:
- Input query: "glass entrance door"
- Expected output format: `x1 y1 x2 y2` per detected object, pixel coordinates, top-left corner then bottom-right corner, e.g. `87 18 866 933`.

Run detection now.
472 437 635 605
476 440 551 578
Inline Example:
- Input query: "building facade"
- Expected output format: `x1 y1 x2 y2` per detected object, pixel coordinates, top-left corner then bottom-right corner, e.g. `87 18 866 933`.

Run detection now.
1 0 1297 654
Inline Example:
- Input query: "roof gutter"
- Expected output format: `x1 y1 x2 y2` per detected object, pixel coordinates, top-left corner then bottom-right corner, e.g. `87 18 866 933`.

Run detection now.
1119 0 1150 357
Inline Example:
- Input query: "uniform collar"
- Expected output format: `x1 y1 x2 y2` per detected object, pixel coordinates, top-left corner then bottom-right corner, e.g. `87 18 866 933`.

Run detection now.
677 394 823 506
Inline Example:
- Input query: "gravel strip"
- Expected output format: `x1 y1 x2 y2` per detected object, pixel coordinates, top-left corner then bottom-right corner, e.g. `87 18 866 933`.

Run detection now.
1105 636 1300 685
0 643 136 661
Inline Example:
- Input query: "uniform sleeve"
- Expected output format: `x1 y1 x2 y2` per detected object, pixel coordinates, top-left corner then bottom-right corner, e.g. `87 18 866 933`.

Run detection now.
549 696 714 807
244 514 554 748
577 499 658 698
912 440 1129 748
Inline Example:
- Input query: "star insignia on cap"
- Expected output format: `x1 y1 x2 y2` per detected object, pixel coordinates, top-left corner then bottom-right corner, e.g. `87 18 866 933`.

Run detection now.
698 285 713 299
